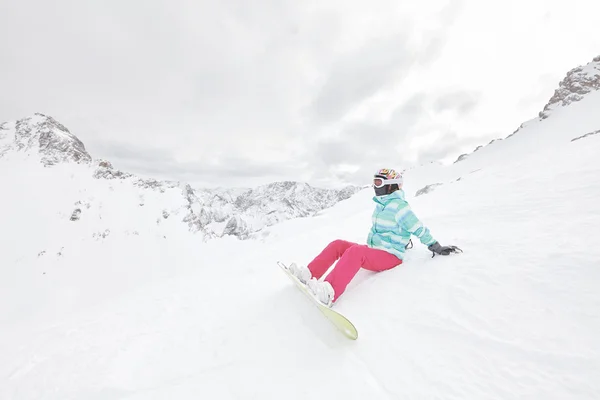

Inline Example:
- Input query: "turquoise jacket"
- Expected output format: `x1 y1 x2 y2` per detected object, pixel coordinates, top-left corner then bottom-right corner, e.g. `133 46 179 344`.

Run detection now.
366 190 436 260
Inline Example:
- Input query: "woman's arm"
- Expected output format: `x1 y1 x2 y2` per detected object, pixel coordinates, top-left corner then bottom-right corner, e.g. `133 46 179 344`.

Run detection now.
394 203 436 246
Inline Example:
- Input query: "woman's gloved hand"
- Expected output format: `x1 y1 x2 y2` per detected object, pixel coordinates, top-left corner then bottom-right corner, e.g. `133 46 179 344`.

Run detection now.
427 242 463 257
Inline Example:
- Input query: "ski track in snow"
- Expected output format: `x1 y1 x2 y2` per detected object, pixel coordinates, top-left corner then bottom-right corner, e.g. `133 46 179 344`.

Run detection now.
2 95 600 398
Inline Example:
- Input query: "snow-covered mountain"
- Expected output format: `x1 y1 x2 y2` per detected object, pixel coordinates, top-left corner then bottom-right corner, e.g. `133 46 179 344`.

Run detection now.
2 56 600 399
0 114 91 164
453 54 600 165
541 55 600 119
0 114 361 242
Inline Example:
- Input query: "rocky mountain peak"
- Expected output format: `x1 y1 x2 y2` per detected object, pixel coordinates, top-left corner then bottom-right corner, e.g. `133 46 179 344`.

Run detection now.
540 55 600 119
0 113 92 165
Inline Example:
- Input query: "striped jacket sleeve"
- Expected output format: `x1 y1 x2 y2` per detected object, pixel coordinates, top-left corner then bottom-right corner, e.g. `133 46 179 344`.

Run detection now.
394 203 436 246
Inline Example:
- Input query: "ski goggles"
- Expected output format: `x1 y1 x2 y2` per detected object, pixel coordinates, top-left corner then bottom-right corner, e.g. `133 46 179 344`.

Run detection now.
373 177 403 188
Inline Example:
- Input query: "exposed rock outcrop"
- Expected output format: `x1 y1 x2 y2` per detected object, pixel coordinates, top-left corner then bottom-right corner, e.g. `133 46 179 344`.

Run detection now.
0 113 92 165
540 55 600 119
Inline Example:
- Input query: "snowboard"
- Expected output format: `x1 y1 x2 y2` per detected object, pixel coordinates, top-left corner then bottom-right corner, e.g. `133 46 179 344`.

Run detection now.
277 261 358 340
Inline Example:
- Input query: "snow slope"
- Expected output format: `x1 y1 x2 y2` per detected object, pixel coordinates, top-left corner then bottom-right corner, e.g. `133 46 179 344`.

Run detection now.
2 64 600 398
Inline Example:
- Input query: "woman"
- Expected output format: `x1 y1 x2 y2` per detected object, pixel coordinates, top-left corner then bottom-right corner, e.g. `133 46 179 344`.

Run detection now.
287 168 462 307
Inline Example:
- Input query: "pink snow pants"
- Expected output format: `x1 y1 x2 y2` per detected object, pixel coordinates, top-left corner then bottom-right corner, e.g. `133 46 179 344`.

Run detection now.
307 239 402 302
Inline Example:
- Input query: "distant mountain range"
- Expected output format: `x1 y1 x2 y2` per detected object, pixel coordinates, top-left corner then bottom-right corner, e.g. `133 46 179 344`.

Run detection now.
0 114 362 240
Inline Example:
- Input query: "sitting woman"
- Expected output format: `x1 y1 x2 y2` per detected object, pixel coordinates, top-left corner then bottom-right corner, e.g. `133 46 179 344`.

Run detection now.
288 168 461 307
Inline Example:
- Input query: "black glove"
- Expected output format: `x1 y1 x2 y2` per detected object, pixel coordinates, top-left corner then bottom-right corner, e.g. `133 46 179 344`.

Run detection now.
428 241 463 257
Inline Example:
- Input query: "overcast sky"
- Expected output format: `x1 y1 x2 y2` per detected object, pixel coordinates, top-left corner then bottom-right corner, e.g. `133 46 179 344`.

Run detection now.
1 0 599 188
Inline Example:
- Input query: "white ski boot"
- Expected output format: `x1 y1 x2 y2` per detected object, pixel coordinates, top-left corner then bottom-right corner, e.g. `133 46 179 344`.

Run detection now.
307 278 335 308
288 262 312 284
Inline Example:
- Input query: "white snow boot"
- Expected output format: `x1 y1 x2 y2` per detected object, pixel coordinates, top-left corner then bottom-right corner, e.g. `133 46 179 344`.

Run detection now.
288 262 312 284
307 278 335 307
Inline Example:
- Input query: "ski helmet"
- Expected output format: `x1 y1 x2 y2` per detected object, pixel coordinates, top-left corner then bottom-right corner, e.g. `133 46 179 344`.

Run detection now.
373 168 403 196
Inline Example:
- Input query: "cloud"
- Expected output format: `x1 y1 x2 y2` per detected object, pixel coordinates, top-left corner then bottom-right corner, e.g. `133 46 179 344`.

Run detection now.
313 93 427 166
313 91 433 162
413 131 488 163
306 87 492 186
2 0 599 189
91 141 307 187
306 1 465 126
415 0 465 66
314 124 390 166
306 92 431 187
389 93 427 129
433 91 481 115
307 33 413 124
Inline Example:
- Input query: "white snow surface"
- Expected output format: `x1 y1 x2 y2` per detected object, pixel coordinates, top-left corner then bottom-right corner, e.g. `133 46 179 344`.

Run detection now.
2 93 600 398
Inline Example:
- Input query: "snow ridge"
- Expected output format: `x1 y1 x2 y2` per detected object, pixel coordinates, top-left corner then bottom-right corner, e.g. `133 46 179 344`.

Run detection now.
454 55 600 164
